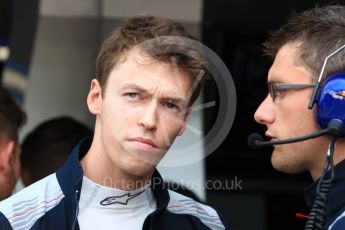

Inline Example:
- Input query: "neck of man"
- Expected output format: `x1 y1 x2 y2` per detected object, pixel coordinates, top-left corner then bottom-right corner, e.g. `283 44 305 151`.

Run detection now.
80 132 153 191
309 139 345 181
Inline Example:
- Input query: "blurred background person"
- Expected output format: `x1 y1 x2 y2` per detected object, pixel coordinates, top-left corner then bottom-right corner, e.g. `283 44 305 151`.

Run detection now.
0 87 26 200
20 116 93 186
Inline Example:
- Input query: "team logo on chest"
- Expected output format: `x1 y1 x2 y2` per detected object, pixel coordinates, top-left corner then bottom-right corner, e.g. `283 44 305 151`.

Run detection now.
100 191 145 205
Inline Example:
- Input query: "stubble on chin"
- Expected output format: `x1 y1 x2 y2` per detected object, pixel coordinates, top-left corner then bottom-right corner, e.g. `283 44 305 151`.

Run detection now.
271 146 308 174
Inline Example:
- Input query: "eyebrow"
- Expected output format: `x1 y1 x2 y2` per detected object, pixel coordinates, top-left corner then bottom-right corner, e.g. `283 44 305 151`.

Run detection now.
267 78 284 84
121 83 147 92
120 83 188 104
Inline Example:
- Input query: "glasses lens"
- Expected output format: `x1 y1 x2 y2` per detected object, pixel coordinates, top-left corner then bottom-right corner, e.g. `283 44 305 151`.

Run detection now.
268 83 275 100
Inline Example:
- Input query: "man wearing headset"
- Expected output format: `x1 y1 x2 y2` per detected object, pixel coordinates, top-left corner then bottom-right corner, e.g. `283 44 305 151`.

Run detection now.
0 16 228 230
254 4 345 230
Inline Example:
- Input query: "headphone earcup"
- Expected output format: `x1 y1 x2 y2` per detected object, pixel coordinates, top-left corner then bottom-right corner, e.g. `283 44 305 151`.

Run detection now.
317 71 345 137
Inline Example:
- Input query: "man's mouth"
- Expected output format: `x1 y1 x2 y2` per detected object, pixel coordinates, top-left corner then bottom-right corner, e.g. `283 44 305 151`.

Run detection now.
127 137 157 151
265 132 277 140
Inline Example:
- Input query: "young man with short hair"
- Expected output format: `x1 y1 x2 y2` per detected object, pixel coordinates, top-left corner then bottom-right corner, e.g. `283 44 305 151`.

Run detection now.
0 16 228 230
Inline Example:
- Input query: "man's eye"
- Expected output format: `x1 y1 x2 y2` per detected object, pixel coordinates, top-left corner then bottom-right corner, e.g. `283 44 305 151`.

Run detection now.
167 102 177 109
273 88 288 101
127 93 139 99
274 89 281 98
165 102 181 112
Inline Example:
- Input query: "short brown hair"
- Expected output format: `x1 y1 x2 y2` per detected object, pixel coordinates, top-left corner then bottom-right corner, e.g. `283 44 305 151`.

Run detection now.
263 4 345 81
0 88 27 142
95 16 208 106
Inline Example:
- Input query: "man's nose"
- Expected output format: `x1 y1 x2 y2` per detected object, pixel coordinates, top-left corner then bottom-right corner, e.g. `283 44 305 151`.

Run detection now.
138 101 158 130
254 95 275 125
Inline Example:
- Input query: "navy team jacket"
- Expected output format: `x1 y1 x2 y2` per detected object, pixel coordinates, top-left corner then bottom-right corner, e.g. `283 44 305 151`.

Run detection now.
0 138 229 230
304 159 345 230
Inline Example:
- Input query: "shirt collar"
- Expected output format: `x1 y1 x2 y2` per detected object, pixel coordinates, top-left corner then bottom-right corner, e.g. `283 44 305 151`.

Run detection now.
56 137 170 209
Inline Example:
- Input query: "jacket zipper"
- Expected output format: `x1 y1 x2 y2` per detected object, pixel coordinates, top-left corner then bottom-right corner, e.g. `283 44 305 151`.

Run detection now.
72 190 80 230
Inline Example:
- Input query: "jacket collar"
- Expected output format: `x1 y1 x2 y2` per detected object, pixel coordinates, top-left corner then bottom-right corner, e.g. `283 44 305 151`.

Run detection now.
56 137 90 196
56 137 170 207
150 170 170 209
304 159 345 227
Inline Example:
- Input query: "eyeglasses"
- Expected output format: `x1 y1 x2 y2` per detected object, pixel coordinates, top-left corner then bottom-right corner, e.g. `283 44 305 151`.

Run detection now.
268 83 316 101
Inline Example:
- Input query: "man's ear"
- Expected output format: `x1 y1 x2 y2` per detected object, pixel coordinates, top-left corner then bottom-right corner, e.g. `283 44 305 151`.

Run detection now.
178 107 192 136
0 140 15 172
87 79 102 115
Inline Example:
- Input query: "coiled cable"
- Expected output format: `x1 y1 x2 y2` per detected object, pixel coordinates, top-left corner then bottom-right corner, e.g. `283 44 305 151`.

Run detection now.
304 137 336 230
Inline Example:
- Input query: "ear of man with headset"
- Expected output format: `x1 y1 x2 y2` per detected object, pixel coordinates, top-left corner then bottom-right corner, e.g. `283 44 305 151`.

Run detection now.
249 4 345 230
